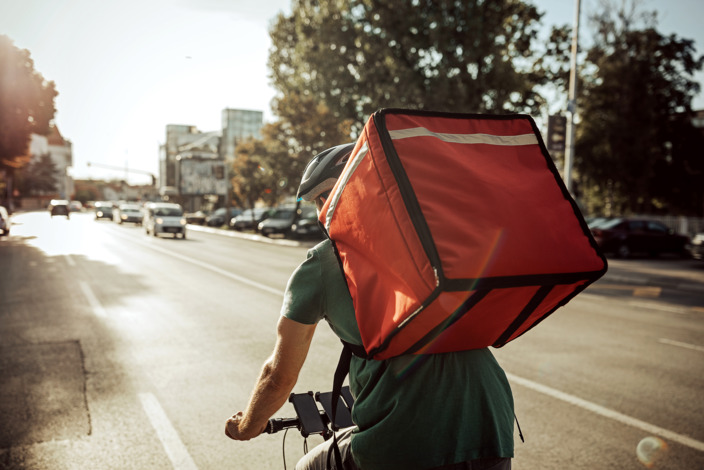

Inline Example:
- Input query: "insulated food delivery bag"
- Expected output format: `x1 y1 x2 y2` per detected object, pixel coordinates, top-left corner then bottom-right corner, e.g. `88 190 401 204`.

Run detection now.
319 109 607 360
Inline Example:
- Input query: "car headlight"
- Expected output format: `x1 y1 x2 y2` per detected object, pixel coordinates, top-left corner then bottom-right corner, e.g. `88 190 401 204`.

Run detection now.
97 211 103 217
121 214 127 220
156 217 164 224
180 218 186 226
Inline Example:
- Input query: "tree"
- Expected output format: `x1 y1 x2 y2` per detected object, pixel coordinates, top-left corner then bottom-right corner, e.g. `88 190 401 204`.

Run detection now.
0 35 57 171
574 1 703 215
16 153 57 196
232 93 354 207
231 140 275 210
268 0 550 132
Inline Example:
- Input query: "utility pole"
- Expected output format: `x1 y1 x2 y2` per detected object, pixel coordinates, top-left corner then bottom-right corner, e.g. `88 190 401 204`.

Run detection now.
563 0 581 195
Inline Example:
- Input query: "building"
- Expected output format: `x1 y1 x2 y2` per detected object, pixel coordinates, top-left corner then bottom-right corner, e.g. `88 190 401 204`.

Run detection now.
220 108 264 162
159 108 263 212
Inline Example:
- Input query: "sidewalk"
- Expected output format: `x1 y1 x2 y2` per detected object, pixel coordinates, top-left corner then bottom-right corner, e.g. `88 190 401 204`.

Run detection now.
187 223 319 248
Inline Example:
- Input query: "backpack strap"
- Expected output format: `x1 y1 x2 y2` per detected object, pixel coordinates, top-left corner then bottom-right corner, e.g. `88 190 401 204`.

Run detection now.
326 344 352 469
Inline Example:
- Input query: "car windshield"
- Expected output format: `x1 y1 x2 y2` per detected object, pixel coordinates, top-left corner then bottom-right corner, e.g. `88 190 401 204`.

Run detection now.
155 207 183 216
271 209 295 220
122 205 141 211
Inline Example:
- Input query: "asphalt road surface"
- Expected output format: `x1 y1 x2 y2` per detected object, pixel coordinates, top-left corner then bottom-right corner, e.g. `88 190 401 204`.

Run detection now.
0 210 702 470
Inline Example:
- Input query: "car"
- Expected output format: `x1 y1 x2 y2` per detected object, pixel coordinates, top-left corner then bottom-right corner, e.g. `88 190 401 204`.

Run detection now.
49 199 70 218
289 205 323 240
144 202 187 239
257 206 298 237
0 205 10 236
590 217 690 258
205 207 242 227
94 201 114 220
688 233 704 261
69 201 83 212
185 211 207 225
115 203 143 224
230 207 272 231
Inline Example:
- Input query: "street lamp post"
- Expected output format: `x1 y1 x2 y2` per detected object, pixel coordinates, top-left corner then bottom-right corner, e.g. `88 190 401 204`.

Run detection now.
563 0 581 195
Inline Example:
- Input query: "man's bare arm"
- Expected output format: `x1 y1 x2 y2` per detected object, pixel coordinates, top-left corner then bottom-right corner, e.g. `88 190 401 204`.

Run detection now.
225 316 316 440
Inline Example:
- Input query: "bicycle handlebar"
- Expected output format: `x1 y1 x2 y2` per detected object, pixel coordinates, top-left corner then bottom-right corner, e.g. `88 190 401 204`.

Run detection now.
261 387 355 438
262 417 302 434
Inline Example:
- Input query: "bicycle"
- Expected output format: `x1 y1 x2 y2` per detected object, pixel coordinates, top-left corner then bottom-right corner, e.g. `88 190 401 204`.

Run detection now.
262 386 355 469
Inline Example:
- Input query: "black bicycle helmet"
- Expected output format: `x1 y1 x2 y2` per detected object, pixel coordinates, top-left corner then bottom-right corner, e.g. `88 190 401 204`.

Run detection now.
297 143 355 201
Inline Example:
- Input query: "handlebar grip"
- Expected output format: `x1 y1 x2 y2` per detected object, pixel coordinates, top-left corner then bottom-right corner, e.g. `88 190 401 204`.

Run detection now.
263 417 300 434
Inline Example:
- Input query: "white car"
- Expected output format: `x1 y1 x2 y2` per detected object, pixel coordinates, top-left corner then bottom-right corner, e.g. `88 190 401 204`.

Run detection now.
0 205 10 236
144 202 187 239
115 203 143 225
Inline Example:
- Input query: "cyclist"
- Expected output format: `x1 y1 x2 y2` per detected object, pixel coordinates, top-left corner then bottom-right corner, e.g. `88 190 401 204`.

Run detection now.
226 143 515 470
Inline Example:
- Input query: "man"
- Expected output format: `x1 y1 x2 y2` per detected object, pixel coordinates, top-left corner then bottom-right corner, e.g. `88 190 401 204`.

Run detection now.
226 143 515 469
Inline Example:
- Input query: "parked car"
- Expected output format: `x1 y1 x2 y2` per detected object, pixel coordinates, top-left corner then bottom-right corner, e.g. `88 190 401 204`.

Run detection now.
230 207 272 231
289 205 323 240
688 233 704 261
205 207 242 227
257 206 298 237
0 205 10 236
144 202 187 239
94 201 114 220
115 203 143 224
49 199 70 218
185 211 207 225
590 217 690 258
69 201 83 212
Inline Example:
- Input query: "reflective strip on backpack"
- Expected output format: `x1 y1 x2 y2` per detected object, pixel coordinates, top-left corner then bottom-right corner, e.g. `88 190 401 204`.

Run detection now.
325 141 369 231
388 128 538 146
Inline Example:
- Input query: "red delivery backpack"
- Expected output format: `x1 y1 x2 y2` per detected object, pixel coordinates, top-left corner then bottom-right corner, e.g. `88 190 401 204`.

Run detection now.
319 109 608 361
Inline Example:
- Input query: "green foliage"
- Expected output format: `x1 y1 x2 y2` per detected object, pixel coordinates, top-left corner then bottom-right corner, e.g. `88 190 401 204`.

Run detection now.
0 35 57 171
231 93 353 206
268 0 550 129
16 153 57 195
575 2 703 215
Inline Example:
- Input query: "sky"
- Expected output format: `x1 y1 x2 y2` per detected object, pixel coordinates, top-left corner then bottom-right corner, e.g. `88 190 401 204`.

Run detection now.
1 0 702 185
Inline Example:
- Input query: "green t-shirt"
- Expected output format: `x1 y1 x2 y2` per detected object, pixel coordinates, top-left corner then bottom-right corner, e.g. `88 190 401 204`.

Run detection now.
281 240 514 470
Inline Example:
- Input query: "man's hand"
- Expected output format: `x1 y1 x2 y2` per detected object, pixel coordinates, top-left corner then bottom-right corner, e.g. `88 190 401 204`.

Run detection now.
224 317 317 442
225 411 264 441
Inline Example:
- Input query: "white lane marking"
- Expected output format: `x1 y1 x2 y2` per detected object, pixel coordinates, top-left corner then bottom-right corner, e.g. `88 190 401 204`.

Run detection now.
111 229 283 297
79 281 107 318
658 338 704 353
139 392 199 470
65 254 76 266
506 372 704 453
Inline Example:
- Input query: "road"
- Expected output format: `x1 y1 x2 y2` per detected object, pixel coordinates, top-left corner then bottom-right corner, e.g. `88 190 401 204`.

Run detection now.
0 211 702 469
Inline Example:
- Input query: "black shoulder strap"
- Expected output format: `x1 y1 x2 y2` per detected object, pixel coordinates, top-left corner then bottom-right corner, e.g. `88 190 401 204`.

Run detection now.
326 344 353 469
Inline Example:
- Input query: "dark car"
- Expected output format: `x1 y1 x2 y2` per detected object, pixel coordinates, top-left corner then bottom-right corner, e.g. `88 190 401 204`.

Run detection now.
230 207 272 231
94 201 114 220
257 206 298 237
49 199 70 218
590 218 690 258
688 233 704 261
289 205 323 240
205 207 242 227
